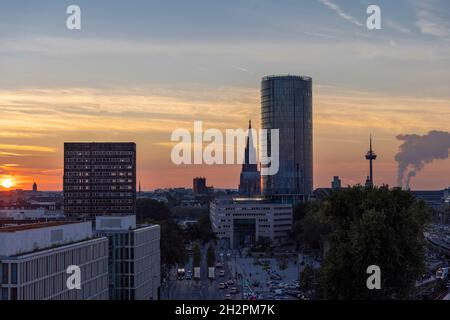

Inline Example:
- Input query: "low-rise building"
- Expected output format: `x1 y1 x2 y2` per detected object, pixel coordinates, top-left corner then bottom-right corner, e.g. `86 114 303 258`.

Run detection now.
210 197 293 249
412 190 446 209
0 207 64 220
95 215 160 300
0 220 109 300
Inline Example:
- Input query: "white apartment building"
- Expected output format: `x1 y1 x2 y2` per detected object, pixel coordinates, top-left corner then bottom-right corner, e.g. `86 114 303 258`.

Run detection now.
0 207 64 220
0 221 109 300
210 197 293 249
95 215 160 300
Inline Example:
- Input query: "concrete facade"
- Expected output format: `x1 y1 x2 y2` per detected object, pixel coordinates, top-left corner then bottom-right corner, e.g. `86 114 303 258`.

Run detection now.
95 216 160 300
0 221 109 300
210 198 293 249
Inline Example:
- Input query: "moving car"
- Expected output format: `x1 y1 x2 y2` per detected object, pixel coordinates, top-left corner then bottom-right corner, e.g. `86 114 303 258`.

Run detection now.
177 268 185 280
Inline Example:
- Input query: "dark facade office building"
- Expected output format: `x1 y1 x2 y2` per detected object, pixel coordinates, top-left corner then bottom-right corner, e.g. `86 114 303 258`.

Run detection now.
261 75 313 203
193 177 207 195
64 142 136 219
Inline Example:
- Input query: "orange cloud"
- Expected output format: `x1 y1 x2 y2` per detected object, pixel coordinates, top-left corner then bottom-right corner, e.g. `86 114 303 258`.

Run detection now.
0 86 449 191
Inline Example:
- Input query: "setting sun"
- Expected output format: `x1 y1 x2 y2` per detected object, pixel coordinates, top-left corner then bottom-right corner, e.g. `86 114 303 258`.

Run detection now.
1 179 14 189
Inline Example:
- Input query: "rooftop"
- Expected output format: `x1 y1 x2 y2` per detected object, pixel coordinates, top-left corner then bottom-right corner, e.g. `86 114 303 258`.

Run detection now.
0 220 78 233
262 74 312 81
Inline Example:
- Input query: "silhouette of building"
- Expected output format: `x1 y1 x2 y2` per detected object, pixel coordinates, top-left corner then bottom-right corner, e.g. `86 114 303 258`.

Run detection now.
193 177 208 195
365 135 377 187
32 182 37 192
261 75 313 203
238 120 261 197
63 142 136 219
331 176 341 190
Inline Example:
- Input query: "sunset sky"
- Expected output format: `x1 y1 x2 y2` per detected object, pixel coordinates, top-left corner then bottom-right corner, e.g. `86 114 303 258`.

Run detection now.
1 0 449 191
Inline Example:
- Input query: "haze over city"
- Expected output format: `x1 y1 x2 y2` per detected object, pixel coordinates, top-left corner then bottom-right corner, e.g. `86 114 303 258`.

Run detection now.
1 0 449 191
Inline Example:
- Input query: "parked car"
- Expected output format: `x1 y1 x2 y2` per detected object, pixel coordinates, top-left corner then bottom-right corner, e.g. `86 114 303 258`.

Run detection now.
227 279 234 285
274 289 284 296
219 270 225 277
252 280 260 287
224 294 232 300
286 289 300 297
230 287 239 294
218 283 227 289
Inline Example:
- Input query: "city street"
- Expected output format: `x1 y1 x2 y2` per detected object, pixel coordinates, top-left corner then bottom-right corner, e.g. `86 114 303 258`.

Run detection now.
161 241 312 300
161 244 243 300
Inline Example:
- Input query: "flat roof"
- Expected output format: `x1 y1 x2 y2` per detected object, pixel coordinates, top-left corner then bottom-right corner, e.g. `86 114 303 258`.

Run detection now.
0 220 80 233
262 75 312 81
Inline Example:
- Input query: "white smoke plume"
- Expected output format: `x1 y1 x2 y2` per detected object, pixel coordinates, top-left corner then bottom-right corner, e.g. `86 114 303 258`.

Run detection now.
395 130 450 189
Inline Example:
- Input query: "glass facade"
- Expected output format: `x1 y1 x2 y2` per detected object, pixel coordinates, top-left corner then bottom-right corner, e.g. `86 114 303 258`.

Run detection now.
97 225 160 300
261 75 313 199
233 218 256 248
0 238 109 300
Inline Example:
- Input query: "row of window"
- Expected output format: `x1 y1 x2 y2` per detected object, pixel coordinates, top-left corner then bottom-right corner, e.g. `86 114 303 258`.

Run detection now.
65 172 133 177
65 165 133 170
65 199 133 205
66 158 132 163
65 151 134 156
64 192 134 198
65 206 134 212
65 178 134 184
0 242 108 285
65 185 133 191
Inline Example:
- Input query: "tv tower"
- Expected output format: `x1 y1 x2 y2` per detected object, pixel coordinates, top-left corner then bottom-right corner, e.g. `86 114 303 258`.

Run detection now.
365 135 377 187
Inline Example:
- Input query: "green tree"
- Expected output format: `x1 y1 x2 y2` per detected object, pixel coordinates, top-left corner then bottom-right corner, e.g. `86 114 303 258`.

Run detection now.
292 201 330 251
193 243 201 268
298 208 330 251
137 199 172 222
300 265 316 292
159 220 187 280
185 216 216 244
278 255 288 272
207 245 216 267
313 186 430 299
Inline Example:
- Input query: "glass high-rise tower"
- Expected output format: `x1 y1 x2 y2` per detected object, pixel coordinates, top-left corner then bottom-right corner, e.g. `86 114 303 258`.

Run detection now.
261 75 313 203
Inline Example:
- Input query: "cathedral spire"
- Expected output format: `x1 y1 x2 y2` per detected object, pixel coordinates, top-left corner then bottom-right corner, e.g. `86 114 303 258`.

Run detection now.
239 120 261 196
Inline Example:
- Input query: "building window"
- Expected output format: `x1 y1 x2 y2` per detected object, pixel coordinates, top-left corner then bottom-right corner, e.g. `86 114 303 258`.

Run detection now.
11 263 17 285
1 263 8 284
1 288 8 300
10 288 17 300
